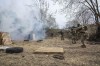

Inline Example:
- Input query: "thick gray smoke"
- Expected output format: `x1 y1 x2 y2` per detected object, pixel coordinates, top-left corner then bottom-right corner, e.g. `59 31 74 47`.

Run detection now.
0 0 46 41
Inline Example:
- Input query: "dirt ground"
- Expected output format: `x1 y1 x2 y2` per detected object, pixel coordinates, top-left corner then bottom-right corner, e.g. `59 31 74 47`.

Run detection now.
0 37 100 66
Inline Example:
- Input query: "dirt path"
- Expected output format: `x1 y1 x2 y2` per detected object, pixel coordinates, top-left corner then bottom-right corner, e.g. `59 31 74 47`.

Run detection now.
0 37 100 66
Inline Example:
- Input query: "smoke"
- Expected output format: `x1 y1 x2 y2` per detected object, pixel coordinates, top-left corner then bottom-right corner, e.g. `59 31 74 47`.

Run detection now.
0 0 46 41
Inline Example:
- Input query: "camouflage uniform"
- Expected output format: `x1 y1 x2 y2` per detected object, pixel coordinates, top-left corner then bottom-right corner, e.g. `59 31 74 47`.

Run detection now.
50 33 54 38
80 26 88 47
59 30 64 40
70 28 77 44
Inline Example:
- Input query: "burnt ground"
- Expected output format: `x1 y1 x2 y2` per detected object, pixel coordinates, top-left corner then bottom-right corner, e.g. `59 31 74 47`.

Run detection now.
0 37 100 66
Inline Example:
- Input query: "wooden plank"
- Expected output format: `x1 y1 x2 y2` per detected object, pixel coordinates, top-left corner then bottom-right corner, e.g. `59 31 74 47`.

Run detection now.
34 47 64 54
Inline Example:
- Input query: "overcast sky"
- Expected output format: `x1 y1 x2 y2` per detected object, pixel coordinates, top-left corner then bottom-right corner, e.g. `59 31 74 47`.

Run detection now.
0 0 68 29
49 0 100 28
47 0 67 28
0 0 99 29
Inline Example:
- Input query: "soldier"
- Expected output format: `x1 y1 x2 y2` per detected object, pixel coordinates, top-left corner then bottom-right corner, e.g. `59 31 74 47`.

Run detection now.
70 28 77 44
58 30 64 40
50 32 54 38
80 26 88 48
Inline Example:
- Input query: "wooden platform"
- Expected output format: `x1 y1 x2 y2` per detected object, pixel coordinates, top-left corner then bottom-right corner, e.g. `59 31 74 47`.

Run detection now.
34 47 64 54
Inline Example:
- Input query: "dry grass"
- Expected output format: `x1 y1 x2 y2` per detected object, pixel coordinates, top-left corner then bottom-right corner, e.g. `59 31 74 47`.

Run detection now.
0 37 100 66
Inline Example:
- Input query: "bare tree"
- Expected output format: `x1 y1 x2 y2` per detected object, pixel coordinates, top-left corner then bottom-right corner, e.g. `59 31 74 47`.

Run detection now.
39 0 58 29
80 0 100 25
52 0 100 24
75 6 94 25
66 19 79 28
46 15 58 29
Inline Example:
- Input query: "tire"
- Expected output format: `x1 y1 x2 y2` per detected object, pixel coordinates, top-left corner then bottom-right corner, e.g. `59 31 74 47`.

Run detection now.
6 47 23 53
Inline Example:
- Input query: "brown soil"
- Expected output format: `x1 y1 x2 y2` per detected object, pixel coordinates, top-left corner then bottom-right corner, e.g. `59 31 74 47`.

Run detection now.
0 37 100 66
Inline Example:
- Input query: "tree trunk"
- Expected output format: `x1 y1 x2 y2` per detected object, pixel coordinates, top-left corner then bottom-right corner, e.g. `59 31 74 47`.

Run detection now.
95 14 100 41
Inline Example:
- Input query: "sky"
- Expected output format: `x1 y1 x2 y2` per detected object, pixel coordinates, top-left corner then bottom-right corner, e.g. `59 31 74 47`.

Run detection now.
47 0 67 28
46 0 81 29
0 0 73 29
0 0 100 29
49 0 100 29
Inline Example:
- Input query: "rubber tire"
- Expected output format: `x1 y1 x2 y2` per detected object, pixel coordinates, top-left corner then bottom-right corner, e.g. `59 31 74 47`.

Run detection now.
6 47 23 53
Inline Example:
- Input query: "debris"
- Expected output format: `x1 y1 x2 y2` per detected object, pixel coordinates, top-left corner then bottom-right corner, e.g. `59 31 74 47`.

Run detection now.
0 46 10 52
37 40 43 42
53 54 64 60
24 40 29 41
22 55 25 58
81 45 86 48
